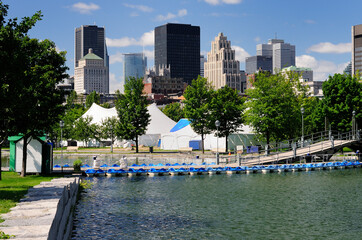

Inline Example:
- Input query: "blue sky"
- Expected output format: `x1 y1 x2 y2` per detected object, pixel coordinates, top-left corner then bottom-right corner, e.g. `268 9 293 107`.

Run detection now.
5 0 361 92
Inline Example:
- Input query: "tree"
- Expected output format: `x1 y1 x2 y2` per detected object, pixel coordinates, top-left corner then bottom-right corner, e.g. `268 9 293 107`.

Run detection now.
322 73 362 133
100 117 118 147
183 76 213 153
73 116 98 147
245 71 303 149
0 4 67 177
209 86 246 152
162 102 184 122
66 90 78 108
86 91 100 109
115 77 150 153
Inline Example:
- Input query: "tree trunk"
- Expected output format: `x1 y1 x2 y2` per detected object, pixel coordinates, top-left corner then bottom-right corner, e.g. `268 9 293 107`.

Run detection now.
21 135 29 177
0 143 2 181
266 131 270 155
135 136 139 153
225 133 229 153
201 133 205 154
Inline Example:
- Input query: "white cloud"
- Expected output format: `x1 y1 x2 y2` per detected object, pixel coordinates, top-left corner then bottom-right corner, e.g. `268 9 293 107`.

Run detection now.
204 0 242 5
71 2 100 14
307 42 351 54
109 73 123 94
305 19 316 24
233 45 250 63
296 54 349 81
123 3 153 12
143 49 154 61
106 30 154 47
109 52 123 64
254 36 261 42
156 9 188 21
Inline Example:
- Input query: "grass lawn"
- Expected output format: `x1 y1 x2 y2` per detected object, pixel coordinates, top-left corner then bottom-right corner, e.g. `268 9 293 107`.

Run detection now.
0 172 62 222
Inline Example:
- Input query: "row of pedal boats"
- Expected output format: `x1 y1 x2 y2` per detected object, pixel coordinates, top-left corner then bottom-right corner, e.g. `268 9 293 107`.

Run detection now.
85 160 362 177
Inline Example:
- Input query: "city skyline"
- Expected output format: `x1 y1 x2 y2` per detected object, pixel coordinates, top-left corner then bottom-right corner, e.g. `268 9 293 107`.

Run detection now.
7 0 361 93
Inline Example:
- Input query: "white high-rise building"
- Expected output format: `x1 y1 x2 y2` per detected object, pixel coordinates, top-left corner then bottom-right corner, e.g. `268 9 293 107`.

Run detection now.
257 39 295 73
74 48 109 94
204 33 245 92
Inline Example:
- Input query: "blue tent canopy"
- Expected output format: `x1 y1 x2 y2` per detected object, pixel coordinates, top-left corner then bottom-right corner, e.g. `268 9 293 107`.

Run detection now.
170 119 191 132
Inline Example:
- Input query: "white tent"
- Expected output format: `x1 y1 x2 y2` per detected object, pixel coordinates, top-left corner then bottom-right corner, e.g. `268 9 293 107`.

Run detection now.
80 103 176 147
161 119 256 151
82 103 118 125
161 119 227 150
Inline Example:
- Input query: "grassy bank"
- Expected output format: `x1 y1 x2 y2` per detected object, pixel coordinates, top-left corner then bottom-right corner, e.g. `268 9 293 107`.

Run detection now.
0 172 62 223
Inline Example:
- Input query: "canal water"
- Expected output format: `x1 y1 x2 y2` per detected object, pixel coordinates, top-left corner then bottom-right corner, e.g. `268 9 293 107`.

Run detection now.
71 168 362 239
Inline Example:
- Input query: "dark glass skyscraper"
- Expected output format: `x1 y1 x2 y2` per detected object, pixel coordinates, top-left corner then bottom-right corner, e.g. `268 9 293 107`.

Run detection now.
75 25 109 68
155 23 200 85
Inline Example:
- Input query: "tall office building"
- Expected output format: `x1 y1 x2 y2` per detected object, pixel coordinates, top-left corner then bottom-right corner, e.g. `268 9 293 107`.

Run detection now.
74 48 108 94
75 25 109 93
123 53 147 81
352 24 362 76
256 39 295 73
154 23 200 85
204 33 245 92
245 56 273 74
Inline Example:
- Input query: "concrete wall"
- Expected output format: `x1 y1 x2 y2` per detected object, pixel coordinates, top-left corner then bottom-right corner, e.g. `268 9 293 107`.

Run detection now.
48 178 80 240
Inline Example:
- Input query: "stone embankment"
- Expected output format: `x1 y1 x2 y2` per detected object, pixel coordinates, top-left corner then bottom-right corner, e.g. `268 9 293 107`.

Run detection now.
0 177 80 240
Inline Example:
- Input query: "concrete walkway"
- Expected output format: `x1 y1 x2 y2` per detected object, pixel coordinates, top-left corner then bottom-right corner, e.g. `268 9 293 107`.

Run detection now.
0 177 79 240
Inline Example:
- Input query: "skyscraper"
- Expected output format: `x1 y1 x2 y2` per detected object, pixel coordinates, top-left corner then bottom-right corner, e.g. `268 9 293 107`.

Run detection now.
256 39 295 73
154 23 200 85
123 53 147 81
204 33 245 92
245 56 272 74
75 25 109 93
352 24 362 76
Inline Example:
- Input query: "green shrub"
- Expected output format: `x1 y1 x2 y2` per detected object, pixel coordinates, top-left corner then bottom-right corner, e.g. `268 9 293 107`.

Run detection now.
73 160 82 172
0 230 14 239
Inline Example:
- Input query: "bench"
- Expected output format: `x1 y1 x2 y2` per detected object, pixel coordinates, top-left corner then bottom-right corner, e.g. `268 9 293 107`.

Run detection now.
67 146 79 152
178 147 193 153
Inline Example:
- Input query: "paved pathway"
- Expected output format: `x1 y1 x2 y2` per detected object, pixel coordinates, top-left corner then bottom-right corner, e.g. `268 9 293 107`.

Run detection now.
0 177 78 240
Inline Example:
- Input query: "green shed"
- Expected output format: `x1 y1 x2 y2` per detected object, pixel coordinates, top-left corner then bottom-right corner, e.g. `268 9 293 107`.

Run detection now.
8 135 52 174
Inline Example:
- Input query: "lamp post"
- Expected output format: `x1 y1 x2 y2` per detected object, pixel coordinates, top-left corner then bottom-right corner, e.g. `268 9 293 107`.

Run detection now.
352 110 356 139
60 120 64 160
110 124 113 153
215 120 220 165
301 107 304 148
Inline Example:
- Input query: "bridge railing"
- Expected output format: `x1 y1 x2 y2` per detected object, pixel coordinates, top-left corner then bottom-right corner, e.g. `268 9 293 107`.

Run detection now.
235 130 359 165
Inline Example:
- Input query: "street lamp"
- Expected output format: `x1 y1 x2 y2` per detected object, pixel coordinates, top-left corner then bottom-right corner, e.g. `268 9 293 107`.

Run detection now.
352 110 356 139
215 120 220 165
110 124 113 153
301 107 304 148
59 120 64 160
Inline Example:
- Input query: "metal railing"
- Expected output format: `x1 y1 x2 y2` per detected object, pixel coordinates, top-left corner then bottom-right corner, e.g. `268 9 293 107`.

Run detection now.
234 130 360 166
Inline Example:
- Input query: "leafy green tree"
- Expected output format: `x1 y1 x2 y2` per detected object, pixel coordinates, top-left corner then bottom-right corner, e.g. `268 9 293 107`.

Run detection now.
66 90 78 108
246 71 303 149
322 73 362 132
209 85 246 152
302 97 325 135
115 77 150 153
183 76 213 153
100 117 118 148
101 102 112 109
85 91 100 109
0 4 67 177
162 102 184 122
73 116 98 147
